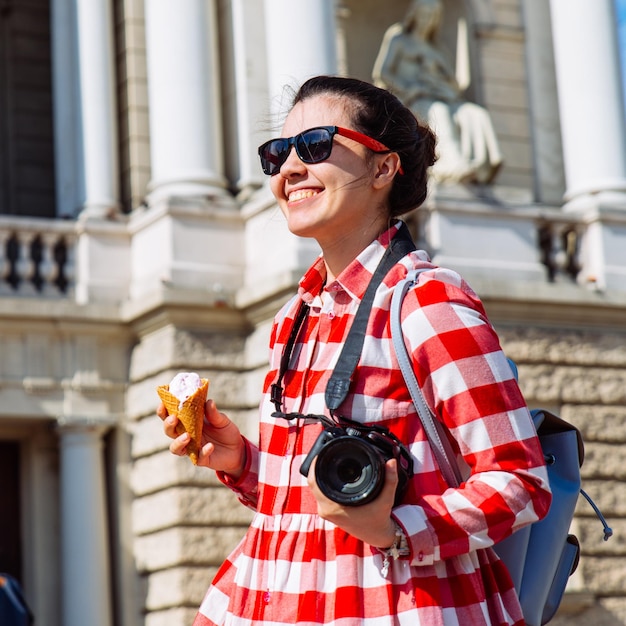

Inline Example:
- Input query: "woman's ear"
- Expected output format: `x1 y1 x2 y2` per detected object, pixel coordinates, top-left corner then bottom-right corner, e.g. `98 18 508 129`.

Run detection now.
372 153 402 189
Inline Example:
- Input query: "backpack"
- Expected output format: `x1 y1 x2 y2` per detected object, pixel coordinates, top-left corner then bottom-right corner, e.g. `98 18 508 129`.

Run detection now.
391 268 612 626
0 573 34 626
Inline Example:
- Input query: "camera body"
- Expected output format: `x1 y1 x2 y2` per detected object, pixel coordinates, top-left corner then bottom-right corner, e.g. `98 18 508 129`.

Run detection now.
300 421 414 507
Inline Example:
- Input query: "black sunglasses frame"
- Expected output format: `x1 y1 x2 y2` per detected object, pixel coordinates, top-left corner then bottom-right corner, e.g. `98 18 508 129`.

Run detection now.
258 125 401 176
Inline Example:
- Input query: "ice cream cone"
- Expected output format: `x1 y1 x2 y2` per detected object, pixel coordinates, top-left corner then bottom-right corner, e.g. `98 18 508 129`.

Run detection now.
157 377 209 465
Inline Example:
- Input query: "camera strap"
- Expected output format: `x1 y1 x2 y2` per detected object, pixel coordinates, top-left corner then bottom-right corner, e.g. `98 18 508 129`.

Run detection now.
270 300 310 414
271 221 416 416
325 221 416 413
271 222 416 416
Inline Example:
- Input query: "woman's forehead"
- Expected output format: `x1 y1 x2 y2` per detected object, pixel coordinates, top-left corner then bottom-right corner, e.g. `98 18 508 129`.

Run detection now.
282 95 353 135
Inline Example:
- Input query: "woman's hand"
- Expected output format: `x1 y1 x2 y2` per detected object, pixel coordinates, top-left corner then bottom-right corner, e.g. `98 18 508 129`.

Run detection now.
157 399 246 479
307 457 400 549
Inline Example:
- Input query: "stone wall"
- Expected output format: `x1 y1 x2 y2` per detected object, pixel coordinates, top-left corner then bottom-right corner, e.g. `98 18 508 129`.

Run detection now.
497 324 626 624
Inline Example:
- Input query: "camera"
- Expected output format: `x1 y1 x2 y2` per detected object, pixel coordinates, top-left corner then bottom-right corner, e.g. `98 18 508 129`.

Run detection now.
300 420 414 507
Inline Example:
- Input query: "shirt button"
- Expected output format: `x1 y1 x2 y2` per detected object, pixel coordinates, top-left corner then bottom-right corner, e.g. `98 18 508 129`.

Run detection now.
327 310 336 319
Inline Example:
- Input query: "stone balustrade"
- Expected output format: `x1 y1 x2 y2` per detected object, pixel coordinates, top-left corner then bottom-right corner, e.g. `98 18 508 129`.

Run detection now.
0 217 76 298
0 208 589 303
537 217 582 284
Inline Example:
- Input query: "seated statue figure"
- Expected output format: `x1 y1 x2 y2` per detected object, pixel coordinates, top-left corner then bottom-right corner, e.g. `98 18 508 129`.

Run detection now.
373 0 503 184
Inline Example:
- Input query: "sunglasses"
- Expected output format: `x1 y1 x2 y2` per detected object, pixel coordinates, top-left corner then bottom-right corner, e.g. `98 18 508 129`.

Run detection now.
257 125 403 176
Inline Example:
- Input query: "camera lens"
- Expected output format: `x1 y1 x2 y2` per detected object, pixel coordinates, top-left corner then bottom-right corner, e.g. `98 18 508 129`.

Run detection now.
336 457 363 484
314 436 385 506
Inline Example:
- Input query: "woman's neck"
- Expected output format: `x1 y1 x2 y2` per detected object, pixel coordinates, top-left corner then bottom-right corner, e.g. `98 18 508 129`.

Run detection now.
321 219 391 283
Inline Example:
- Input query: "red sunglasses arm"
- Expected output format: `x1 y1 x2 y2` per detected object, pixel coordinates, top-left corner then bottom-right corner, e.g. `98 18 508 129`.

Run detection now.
336 126 389 152
336 127 404 175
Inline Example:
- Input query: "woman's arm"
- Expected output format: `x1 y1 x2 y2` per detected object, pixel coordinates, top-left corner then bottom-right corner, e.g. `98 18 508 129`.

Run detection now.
393 276 551 566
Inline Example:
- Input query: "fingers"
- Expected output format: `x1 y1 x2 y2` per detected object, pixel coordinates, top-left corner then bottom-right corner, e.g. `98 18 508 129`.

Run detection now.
158 402 186 441
169 430 190 456
386 458 399 483
305 456 318 491
156 402 168 420
195 440 218 468
204 398 230 428
382 459 399 501
309 456 400 547
162 413 201 459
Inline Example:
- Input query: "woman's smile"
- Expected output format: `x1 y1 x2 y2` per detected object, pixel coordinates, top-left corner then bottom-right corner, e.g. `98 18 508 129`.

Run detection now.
288 188 322 204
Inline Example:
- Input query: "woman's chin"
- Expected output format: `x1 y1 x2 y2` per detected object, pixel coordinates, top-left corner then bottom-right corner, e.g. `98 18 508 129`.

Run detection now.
284 218 320 240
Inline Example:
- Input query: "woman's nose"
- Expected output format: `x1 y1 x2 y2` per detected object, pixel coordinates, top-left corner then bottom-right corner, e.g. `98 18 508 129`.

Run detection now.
279 144 306 177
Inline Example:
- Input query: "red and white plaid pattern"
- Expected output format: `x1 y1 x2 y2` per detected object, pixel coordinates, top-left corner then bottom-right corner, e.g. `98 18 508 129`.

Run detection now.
197 223 551 625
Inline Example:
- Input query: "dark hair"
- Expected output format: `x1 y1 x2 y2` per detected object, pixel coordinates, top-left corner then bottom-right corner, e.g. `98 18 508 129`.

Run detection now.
291 75 437 217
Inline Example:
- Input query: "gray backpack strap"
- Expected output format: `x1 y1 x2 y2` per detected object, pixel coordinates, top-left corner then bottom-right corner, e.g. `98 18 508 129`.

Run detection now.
390 268 463 487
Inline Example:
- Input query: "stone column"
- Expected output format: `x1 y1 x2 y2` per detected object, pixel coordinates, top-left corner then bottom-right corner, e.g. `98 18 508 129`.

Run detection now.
144 0 227 201
131 0 242 301
263 0 337 116
550 0 626 291
550 0 626 209
58 419 114 626
227 0 270 196
74 0 120 217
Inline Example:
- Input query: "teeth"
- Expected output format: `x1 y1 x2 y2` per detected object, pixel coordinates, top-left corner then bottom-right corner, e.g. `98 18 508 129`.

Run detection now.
288 189 319 202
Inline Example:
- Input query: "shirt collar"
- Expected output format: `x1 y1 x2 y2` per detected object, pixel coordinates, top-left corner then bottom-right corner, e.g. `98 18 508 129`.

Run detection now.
298 221 403 304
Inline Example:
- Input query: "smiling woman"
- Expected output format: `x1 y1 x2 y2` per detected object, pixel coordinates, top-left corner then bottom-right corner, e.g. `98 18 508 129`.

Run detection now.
263 77 435 275
157 75 551 626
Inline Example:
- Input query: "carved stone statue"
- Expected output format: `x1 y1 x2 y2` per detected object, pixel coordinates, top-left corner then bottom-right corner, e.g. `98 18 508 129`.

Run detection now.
373 0 503 185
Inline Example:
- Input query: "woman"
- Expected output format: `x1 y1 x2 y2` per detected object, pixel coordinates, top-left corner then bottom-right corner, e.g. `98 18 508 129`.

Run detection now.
159 75 551 625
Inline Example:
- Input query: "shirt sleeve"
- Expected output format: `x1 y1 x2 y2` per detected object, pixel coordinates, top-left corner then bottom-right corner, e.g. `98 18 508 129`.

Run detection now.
393 272 552 566
216 437 260 510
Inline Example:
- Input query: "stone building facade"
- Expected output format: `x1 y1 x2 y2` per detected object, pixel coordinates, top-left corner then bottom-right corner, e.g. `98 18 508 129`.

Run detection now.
0 1 625 625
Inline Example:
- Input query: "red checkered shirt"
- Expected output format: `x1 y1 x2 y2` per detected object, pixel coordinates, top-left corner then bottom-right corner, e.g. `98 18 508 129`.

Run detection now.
194 222 551 625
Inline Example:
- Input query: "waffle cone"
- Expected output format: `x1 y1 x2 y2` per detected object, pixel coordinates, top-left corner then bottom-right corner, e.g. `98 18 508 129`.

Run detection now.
157 378 209 465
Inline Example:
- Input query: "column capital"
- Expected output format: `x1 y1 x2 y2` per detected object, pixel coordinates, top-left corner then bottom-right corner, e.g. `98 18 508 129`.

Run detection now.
56 415 117 437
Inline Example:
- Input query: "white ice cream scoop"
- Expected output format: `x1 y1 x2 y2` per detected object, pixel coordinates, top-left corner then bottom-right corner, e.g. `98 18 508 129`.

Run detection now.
169 372 203 408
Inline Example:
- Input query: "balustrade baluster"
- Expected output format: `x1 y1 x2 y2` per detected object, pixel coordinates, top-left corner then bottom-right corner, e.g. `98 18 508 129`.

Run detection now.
0 230 10 295
40 233 60 295
61 235 76 294
538 221 581 284
15 232 37 295
0 223 75 298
